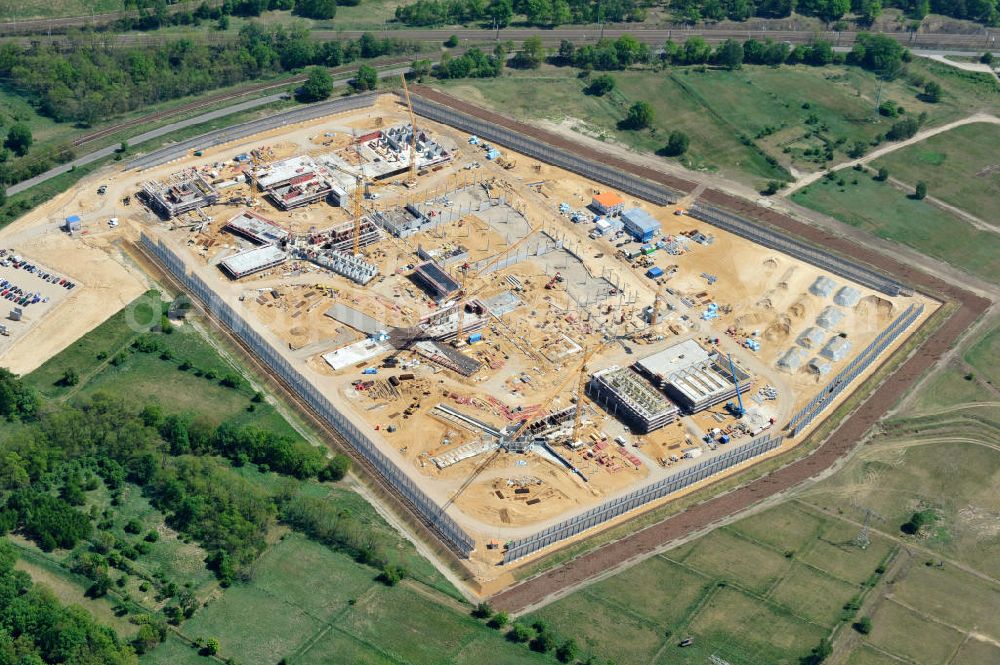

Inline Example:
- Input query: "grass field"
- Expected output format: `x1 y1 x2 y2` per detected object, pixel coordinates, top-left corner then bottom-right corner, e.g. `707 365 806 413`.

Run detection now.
964 321 1000 387
528 501 889 665
791 173 1000 282
174 532 545 665
438 59 999 188
872 122 1000 223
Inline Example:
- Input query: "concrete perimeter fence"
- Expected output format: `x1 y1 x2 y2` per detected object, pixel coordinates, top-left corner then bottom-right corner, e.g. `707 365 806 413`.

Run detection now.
408 95 681 206
502 432 782 564
688 203 909 297
127 92 378 171
787 302 925 437
140 232 476 558
407 93 910 299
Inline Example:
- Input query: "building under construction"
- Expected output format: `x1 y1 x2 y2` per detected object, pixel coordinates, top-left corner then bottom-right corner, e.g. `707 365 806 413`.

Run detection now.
588 365 680 433
634 339 752 414
413 260 461 302
142 174 219 218
295 218 381 255
252 156 334 210
219 244 288 279
223 210 289 246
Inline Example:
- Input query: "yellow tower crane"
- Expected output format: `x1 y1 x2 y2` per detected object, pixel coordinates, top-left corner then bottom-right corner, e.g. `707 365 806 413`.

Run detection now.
399 74 419 187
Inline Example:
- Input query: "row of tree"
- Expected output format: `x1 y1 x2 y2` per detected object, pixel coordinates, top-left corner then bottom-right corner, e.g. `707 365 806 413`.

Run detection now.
395 0 643 27
393 0 998 27
0 25 419 126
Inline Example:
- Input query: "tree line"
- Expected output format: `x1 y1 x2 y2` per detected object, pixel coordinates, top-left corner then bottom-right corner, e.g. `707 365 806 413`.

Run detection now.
0 26 418 129
393 0 998 27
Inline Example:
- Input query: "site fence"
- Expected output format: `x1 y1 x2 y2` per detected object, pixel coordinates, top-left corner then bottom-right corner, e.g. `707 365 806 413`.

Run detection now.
502 432 782 564
787 302 925 437
127 93 378 171
689 203 908 297
407 93 910 300
140 232 476 558
408 95 681 206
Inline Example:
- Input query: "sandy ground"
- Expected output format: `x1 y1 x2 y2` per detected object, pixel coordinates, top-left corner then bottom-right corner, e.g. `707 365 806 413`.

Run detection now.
0 183 148 375
1 93 938 583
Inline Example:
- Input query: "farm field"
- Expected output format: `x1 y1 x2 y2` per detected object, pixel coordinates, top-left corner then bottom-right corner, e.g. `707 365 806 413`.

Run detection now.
790 173 1000 283
872 122 1000 224
526 502 892 665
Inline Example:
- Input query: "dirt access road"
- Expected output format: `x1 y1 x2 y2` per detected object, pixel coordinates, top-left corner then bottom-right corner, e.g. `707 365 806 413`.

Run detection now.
401 88 992 613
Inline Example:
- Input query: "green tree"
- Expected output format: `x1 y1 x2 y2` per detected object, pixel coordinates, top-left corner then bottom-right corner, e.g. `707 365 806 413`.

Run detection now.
0 368 38 420
512 36 545 69
876 166 889 181
202 638 220 655
802 637 833 664
914 180 927 200
853 616 873 634
299 66 334 102
0 187 6 207
621 101 654 130
5 124 32 157
556 638 579 662
472 602 494 619
354 64 379 91
318 454 351 481
587 74 616 96
445 34 459 48
295 0 337 19
59 367 80 386
762 180 782 195
714 39 744 70
508 622 533 643
981 52 995 65
923 80 943 103
663 130 689 157
489 611 509 628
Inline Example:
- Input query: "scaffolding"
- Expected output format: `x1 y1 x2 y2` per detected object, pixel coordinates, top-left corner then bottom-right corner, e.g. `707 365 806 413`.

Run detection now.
588 366 679 433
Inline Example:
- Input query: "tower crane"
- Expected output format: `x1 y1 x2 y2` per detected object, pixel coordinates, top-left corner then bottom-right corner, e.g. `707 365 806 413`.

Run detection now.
443 337 616 509
322 150 392 256
399 74 419 187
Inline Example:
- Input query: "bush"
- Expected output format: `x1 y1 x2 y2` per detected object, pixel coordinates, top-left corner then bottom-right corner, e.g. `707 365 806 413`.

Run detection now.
472 602 494 619
488 611 509 629
586 74 616 96
377 564 406 586
853 616 873 634
555 638 578 662
901 508 937 534
875 166 889 181
529 631 557 653
58 368 80 387
662 130 689 157
507 622 533 643
318 454 351 482
761 180 782 196
620 101 654 130
444 34 459 48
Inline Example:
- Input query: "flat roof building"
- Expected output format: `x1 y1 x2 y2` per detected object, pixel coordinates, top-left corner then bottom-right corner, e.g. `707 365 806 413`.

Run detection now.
591 191 625 216
219 244 287 279
634 339 752 413
142 174 219 218
622 208 660 243
588 365 679 433
223 210 288 246
252 156 334 210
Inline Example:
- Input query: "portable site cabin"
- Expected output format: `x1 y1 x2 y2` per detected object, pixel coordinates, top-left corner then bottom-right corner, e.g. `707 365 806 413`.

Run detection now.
622 208 660 243
591 191 625 216
64 215 82 233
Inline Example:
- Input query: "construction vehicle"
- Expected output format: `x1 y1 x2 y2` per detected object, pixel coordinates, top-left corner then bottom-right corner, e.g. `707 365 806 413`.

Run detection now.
724 352 745 418
544 272 564 289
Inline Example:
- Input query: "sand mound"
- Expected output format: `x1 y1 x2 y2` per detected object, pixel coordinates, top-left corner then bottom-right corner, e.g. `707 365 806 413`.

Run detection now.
290 326 306 336
788 295 809 319
756 296 774 310
764 316 792 342
856 295 895 322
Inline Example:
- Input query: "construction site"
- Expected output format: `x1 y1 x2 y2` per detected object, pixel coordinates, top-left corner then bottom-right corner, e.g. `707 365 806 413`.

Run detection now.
1 86 938 578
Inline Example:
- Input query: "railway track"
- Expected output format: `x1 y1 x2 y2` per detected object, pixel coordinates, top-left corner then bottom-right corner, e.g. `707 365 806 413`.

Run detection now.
4 26 998 52
71 57 411 148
